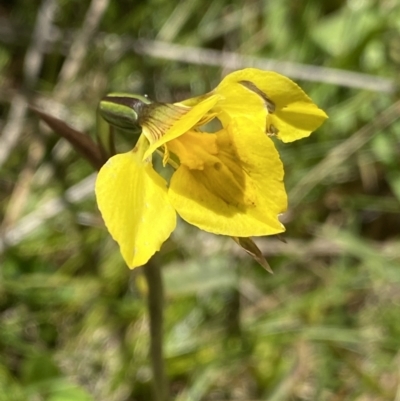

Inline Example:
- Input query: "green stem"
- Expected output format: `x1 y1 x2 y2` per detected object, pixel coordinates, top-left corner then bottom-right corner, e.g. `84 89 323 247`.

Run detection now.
143 261 169 401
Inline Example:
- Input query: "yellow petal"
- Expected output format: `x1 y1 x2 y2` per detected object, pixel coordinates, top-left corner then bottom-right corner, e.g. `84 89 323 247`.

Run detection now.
95 136 176 268
215 68 328 142
169 119 287 237
167 131 219 170
140 103 190 144
143 94 221 160
268 105 327 143
212 82 267 127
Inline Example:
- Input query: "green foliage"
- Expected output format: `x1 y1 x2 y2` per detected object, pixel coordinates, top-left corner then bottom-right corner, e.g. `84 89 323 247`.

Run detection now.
1 0 400 399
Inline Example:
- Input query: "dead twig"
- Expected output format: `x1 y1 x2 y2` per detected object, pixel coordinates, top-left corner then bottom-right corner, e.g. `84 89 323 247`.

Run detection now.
131 39 396 93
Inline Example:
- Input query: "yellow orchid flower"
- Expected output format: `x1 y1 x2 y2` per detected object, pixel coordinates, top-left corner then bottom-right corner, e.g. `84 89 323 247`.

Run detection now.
95 68 327 268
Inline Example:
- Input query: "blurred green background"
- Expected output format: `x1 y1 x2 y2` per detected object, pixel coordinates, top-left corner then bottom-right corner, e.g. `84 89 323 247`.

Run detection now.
1 0 400 400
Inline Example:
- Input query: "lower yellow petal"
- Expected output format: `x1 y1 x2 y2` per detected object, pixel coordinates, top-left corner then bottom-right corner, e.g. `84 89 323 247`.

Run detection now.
169 119 287 237
95 138 176 268
167 131 218 170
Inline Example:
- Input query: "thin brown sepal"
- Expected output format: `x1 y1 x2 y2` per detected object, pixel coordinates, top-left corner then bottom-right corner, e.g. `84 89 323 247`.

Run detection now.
30 106 106 171
276 234 287 244
232 236 274 274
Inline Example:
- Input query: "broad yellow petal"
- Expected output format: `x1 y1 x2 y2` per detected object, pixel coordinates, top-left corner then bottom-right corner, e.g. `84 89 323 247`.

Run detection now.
167 131 218 170
216 68 327 142
143 94 221 160
95 137 176 268
268 105 327 143
212 83 267 127
169 119 287 237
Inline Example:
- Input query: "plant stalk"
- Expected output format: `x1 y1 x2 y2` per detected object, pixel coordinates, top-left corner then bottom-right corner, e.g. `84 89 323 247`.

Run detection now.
143 261 169 401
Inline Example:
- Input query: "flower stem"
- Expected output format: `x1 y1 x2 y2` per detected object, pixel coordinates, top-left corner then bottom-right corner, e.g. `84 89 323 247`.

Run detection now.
143 261 169 401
